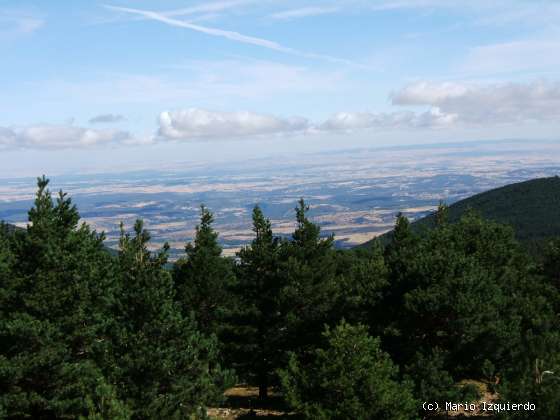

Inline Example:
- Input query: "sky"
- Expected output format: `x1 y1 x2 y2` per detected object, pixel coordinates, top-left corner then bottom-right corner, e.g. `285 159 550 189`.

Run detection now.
1 0 560 176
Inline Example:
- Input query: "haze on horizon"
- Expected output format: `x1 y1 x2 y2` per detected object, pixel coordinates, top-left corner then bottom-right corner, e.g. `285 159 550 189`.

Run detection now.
1 0 560 177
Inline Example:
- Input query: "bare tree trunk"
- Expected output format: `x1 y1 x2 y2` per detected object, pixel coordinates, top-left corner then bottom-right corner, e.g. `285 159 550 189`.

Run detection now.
258 368 268 400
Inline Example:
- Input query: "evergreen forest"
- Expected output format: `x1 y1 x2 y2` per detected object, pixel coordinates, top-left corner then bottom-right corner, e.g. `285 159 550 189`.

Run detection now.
1 177 560 419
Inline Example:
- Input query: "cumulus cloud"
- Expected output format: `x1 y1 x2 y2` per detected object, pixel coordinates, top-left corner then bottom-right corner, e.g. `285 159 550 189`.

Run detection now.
157 108 310 140
155 106 460 141
89 113 126 124
391 82 468 105
7 78 560 151
0 124 133 150
320 79 560 132
321 108 456 131
392 80 560 124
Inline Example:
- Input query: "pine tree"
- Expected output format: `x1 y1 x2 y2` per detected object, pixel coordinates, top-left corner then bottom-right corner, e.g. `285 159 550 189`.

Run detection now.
0 222 14 307
383 210 560 407
497 334 560 420
496 239 560 419
0 176 125 417
404 349 477 409
112 219 234 418
277 199 341 359
381 213 420 363
384 212 418 292
173 206 236 336
435 201 449 227
232 206 282 399
280 321 417 420
335 243 389 330
542 238 560 289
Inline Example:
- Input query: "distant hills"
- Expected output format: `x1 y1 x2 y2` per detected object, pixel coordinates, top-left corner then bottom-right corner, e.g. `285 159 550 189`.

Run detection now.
359 176 560 251
4 176 560 256
0 222 23 235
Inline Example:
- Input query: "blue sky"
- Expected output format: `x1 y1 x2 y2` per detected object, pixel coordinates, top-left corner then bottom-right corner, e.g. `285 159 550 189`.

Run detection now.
1 0 560 176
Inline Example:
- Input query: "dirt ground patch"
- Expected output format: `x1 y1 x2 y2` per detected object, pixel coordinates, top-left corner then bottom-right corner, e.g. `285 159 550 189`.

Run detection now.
209 381 499 419
207 386 297 419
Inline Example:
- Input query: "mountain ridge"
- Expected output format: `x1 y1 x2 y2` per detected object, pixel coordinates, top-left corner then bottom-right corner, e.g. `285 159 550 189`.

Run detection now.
359 176 560 251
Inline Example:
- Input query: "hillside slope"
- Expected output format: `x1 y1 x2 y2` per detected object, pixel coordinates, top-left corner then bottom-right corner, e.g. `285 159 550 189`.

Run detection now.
360 176 560 250
0 222 23 235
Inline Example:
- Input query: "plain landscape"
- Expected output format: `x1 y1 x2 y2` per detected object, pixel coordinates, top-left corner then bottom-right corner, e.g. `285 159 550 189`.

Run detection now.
2 139 559 257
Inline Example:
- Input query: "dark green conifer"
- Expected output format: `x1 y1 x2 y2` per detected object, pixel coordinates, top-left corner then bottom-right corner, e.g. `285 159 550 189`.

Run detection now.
232 206 282 399
173 206 236 335
0 176 125 417
112 219 234 418
542 238 560 288
335 242 389 330
384 210 560 409
280 321 417 420
277 199 341 358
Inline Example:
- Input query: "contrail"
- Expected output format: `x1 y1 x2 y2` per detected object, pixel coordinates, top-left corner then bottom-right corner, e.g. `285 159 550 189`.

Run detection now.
105 5 297 53
104 5 361 66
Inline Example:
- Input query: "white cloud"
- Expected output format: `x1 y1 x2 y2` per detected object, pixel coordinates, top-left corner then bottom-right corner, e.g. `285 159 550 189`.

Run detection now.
0 127 17 148
155 106 459 140
392 80 560 124
158 108 310 140
270 6 339 20
89 113 126 124
391 82 468 105
8 78 560 150
0 124 134 150
462 40 560 76
321 108 456 131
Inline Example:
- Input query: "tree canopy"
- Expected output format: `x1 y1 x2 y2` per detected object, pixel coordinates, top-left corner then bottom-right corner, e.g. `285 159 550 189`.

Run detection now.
1 178 559 419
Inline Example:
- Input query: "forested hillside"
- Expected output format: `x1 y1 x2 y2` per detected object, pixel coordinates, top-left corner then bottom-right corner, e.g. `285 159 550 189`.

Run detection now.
1 177 560 419
362 176 560 252
0 222 22 235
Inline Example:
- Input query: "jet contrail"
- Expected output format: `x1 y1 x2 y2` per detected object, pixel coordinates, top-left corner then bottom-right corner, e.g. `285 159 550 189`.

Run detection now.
105 5 297 54
104 4 362 67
